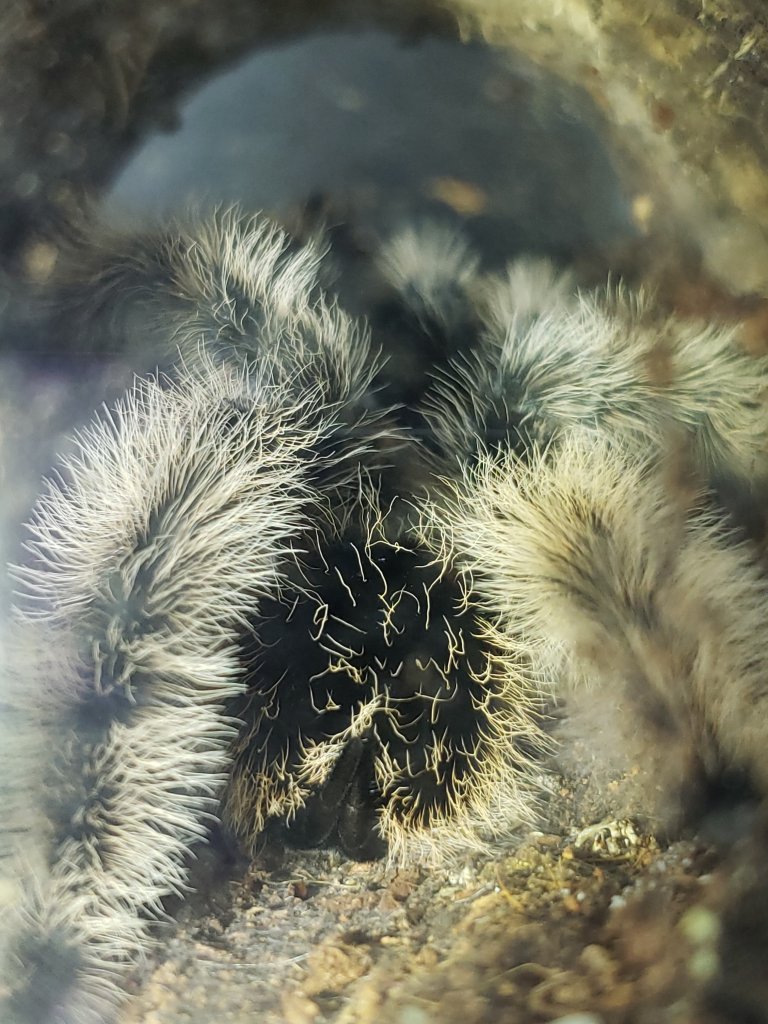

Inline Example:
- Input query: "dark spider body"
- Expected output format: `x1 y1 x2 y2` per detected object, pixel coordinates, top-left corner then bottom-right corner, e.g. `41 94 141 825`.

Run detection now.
229 535 509 860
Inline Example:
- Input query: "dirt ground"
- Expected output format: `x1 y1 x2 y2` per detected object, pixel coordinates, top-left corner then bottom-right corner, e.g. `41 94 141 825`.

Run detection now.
119 770 768 1024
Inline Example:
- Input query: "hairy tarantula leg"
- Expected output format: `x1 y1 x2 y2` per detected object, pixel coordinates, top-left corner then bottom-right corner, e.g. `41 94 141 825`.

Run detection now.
428 256 768 516
44 206 327 358
0 359 340 1024
420 256 577 467
49 206 400 497
375 220 481 345
371 220 483 421
50 206 361 380
430 431 768 829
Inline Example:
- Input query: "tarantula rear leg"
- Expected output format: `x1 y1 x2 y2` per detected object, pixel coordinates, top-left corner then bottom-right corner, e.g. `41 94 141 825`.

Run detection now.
429 431 768 834
370 220 483 418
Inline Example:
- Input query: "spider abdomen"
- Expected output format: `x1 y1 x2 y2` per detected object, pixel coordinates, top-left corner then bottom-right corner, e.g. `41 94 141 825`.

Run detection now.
226 532 542 862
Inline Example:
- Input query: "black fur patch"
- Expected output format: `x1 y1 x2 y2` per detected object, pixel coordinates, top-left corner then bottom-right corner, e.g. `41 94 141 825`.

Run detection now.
230 535 500 856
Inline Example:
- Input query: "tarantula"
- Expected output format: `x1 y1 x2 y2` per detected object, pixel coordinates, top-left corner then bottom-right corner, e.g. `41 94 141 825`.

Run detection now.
3 209 768 1024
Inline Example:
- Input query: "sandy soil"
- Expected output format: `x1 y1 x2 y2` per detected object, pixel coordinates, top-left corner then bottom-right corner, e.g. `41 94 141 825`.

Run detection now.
120 774 768 1024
